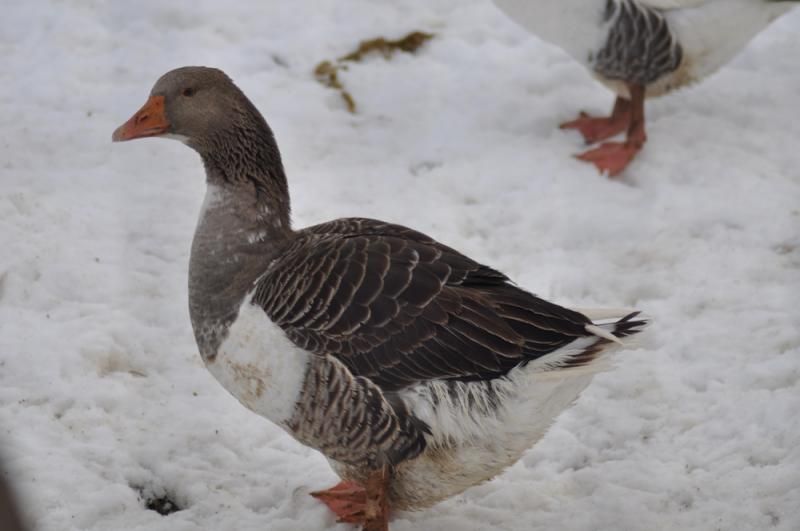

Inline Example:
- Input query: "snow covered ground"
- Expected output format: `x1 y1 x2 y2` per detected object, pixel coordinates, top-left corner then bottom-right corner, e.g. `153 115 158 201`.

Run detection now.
1 1 799 530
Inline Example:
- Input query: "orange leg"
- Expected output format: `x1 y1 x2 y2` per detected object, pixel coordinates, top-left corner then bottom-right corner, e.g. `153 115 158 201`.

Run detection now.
574 84 647 177
362 467 390 531
560 96 632 144
311 467 391 531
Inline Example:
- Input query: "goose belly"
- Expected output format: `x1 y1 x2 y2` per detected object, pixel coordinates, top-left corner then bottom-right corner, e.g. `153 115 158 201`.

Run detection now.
333 365 598 510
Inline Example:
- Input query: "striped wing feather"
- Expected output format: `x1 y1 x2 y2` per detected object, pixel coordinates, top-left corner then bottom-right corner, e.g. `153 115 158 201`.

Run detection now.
252 218 594 391
596 0 684 85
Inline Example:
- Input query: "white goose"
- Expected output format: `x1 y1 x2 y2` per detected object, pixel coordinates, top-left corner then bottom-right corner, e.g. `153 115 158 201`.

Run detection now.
493 0 798 176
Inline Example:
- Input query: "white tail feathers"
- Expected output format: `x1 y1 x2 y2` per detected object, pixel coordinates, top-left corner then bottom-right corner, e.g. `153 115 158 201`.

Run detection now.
583 309 650 348
584 323 624 345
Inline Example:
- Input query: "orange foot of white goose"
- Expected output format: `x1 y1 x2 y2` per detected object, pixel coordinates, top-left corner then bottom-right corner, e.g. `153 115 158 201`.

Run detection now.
560 96 632 145
575 139 644 177
571 84 646 177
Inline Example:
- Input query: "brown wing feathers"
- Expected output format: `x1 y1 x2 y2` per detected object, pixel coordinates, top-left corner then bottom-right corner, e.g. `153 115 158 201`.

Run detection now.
253 219 603 391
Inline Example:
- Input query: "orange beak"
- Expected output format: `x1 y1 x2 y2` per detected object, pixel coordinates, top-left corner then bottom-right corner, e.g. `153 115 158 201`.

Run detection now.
112 95 170 142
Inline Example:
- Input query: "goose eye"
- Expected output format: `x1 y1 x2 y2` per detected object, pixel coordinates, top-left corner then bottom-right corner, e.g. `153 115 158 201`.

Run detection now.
182 87 195 97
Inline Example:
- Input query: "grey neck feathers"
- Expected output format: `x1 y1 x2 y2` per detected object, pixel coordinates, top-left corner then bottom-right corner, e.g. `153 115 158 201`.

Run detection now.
189 183 289 360
196 104 292 234
188 115 294 360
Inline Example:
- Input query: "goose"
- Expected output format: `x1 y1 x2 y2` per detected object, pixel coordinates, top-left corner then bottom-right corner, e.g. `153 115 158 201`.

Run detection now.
112 66 648 531
493 0 798 176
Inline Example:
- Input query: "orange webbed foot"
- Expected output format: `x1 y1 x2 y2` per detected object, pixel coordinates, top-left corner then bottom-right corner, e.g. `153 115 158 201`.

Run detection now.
311 481 367 524
560 110 630 144
575 141 643 177
311 467 391 530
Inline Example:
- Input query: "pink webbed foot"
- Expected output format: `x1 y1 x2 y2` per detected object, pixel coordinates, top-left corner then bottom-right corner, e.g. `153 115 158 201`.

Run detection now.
310 468 390 530
560 96 632 144
570 85 647 177
311 481 367 524
575 140 643 177
560 110 630 144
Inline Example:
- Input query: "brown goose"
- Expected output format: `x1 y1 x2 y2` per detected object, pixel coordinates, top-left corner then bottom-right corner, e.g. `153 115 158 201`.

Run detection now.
112 66 648 531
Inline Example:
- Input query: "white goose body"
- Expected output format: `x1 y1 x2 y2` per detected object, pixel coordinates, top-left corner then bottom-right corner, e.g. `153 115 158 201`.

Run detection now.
495 0 795 98
493 0 797 176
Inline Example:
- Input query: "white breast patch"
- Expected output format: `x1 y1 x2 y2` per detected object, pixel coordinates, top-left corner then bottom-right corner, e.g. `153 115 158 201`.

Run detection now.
207 293 311 426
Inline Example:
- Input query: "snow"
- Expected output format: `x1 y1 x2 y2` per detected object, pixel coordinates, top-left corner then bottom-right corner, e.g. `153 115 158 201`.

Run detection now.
1 1 798 530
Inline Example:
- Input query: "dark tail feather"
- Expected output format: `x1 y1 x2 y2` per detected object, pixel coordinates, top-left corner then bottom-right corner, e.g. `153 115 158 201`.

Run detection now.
609 311 649 339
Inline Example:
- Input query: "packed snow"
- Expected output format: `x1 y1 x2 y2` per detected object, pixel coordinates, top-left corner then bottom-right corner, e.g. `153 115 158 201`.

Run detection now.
1 1 799 530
